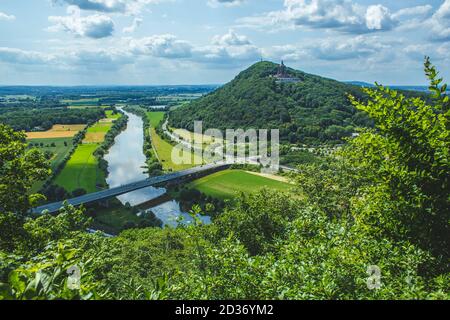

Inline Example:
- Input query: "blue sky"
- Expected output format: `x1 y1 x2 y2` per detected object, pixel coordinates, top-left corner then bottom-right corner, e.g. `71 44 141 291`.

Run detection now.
0 0 449 85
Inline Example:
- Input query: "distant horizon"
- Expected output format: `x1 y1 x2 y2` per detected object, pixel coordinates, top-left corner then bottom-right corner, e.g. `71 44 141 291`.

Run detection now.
0 82 433 88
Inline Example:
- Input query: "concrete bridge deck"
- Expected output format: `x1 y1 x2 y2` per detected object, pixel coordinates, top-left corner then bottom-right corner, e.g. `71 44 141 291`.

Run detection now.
32 162 231 215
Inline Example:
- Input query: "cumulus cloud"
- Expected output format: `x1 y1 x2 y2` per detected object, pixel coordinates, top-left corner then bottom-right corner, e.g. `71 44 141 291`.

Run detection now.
262 45 308 62
212 30 251 46
196 30 260 65
0 47 54 64
128 34 193 58
49 6 115 39
0 12 15 21
311 36 389 60
53 0 168 15
428 0 450 41
126 30 259 65
207 0 244 8
237 0 437 34
365 5 396 31
123 17 143 33
392 5 433 20
239 0 396 33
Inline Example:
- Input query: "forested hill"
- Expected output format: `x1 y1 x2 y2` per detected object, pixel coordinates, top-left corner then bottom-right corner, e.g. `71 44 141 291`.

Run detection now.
168 61 371 145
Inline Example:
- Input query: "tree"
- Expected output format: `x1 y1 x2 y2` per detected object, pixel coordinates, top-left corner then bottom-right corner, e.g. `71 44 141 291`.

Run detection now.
72 188 87 198
0 124 50 251
346 57 449 257
0 125 49 215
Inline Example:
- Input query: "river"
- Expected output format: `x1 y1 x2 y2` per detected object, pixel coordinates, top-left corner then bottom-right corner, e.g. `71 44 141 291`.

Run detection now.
103 109 211 227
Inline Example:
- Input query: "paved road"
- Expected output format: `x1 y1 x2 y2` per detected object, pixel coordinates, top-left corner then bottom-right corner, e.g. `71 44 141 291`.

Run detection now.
32 162 230 215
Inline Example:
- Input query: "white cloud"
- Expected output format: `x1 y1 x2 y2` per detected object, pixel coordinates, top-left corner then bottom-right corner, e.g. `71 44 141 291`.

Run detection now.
365 5 395 31
0 12 15 21
207 0 244 8
237 0 436 34
428 0 450 41
128 34 193 58
53 0 169 15
49 6 115 39
392 5 433 20
262 45 308 62
212 30 251 46
123 17 143 33
311 36 389 60
0 47 54 64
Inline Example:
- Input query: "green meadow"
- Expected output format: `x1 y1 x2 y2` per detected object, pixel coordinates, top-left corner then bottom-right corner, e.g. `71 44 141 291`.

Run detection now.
146 111 199 171
106 110 121 119
27 137 74 193
52 110 122 192
146 111 165 127
87 123 111 133
186 170 293 200
54 143 104 193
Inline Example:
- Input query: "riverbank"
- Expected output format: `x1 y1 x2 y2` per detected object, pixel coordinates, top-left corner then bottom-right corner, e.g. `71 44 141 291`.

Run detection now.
52 109 127 194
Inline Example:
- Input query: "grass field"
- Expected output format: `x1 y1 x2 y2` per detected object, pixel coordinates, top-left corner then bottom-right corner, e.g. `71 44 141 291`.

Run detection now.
54 144 104 193
26 124 86 139
186 170 293 200
27 137 74 193
150 127 201 171
146 111 165 127
146 111 200 171
83 111 120 143
54 111 121 192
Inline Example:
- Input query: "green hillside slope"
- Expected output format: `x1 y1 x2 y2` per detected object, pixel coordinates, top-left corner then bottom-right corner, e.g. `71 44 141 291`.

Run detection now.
169 61 373 145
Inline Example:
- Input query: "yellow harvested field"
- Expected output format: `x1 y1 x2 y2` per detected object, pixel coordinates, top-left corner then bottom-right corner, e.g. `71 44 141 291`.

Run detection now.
99 118 115 123
245 171 293 184
26 124 86 139
83 132 106 143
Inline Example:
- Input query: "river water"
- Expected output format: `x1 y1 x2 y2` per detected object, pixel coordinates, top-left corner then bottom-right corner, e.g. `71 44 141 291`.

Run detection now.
103 109 211 227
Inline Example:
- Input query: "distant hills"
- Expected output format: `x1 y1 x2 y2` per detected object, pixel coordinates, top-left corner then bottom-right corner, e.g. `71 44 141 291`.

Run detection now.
169 61 371 145
346 81 448 93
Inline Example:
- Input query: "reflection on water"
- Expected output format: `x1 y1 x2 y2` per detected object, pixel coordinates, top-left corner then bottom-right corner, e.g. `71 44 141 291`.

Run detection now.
104 109 210 226
104 110 166 206
148 200 211 228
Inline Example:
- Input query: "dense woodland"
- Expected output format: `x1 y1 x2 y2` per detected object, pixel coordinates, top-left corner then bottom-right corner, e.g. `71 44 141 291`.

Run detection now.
169 61 428 145
0 108 105 131
0 59 448 300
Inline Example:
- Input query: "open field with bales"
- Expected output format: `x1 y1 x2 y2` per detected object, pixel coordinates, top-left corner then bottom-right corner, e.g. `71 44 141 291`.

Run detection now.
186 169 293 200
26 124 86 139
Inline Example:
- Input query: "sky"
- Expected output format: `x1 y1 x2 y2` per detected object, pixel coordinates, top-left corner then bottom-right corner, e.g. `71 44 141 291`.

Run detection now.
0 0 449 85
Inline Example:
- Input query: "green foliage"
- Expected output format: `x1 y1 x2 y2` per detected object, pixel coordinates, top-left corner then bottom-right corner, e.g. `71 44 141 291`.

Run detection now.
166 193 449 300
212 191 299 255
346 57 449 257
0 241 100 300
0 125 50 251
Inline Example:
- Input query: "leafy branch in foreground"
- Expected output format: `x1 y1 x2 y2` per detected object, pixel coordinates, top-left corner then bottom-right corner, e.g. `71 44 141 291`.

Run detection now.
347 57 449 257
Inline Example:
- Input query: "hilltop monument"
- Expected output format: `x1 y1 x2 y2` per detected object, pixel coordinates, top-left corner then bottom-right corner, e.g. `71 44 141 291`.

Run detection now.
273 61 301 83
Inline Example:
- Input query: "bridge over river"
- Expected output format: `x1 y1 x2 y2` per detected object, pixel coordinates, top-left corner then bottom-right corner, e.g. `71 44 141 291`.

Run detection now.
32 163 231 215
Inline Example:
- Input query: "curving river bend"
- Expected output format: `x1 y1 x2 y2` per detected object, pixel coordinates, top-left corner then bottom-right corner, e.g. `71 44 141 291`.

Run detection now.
103 109 210 227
